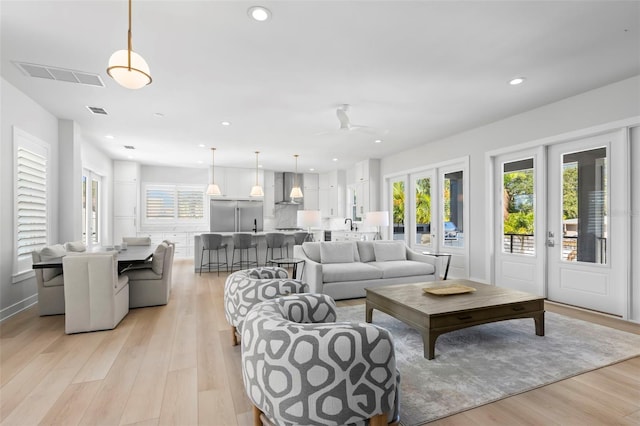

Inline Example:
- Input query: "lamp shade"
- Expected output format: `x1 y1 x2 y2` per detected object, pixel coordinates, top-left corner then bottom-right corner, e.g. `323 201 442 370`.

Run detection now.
250 185 264 197
365 211 390 227
206 183 222 196
297 210 321 228
107 49 152 89
290 186 303 198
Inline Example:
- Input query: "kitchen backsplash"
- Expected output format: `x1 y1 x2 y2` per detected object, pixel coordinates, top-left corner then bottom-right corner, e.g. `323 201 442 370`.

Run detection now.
274 204 302 228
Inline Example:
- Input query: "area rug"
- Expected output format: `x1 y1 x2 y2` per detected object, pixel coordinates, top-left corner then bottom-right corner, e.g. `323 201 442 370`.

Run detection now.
336 305 640 426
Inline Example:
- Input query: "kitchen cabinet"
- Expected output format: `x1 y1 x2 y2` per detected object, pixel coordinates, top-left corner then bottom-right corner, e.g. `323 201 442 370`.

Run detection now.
263 170 275 216
303 173 319 210
113 161 140 244
319 170 345 217
221 167 264 199
331 231 377 241
350 159 380 220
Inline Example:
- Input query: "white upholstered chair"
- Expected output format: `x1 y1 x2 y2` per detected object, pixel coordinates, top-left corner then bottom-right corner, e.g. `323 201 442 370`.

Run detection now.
122 236 152 246
121 242 174 308
62 251 129 334
32 244 67 316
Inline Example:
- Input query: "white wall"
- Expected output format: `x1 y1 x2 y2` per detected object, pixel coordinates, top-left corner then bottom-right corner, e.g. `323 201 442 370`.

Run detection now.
381 75 640 291
141 165 207 185
82 140 114 245
0 78 58 319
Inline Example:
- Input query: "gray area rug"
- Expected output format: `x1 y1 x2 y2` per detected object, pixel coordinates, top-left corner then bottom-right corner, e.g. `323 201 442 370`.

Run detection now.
336 305 640 426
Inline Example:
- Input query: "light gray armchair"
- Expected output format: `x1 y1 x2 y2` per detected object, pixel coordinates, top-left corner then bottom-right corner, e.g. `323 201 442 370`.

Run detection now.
62 252 129 334
242 294 400 426
121 242 174 308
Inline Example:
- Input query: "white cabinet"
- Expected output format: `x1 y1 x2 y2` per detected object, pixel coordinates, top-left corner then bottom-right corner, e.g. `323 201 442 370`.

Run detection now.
351 159 380 220
331 231 377 241
304 173 319 210
319 170 345 217
163 232 188 258
113 161 140 244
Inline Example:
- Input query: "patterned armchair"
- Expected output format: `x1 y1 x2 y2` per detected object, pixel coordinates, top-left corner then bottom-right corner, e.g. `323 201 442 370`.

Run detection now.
241 294 400 426
224 267 308 346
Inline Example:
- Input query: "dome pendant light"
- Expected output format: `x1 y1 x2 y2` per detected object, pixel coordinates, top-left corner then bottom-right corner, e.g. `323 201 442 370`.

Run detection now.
250 151 264 197
290 154 304 199
206 147 222 196
107 0 152 89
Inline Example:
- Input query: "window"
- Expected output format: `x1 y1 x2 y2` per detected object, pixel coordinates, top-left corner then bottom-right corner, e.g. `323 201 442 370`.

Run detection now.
82 170 102 245
391 179 406 241
443 170 464 248
502 158 535 255
144 184 205 223
13 127 49 277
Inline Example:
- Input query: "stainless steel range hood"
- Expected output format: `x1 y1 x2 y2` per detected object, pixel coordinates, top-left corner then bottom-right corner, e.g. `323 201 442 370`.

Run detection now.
275 172 304 205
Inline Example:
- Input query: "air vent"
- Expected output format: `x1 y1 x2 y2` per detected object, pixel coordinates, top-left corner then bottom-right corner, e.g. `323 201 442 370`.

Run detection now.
13 61 104 87
86 106 108 115
124 145 135 150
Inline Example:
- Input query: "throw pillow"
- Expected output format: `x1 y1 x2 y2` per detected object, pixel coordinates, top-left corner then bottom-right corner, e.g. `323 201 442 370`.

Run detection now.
40 244 67 281
151 243 168 275
320 242 355 264
65 241 87 252
356 241 376 262
374 241 407 262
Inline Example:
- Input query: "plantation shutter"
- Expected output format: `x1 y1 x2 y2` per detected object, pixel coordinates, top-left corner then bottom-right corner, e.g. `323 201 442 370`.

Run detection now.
177 189 203 218
146 186 175 218
16 148 47 257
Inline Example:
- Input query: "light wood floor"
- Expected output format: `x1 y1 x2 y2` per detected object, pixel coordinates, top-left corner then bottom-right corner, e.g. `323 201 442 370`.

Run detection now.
1 259 638 425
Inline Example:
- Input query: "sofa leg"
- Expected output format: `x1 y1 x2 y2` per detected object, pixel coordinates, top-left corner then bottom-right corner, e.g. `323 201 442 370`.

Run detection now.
252 405 263 426
369 412 387 426
232 326 239 346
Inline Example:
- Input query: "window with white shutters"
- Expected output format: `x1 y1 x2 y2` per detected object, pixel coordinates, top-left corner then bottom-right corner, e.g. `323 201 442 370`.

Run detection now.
16 148 47 257
143 184 205 223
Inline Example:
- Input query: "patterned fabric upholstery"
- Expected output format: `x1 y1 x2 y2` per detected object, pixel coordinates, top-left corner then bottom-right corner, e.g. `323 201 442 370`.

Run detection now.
224 267 309 337
242 294 400 426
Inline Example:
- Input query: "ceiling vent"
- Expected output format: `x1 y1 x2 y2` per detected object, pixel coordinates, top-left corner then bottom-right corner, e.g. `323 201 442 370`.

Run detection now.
124 145 135 150
13 61 104 87
86 106 108 115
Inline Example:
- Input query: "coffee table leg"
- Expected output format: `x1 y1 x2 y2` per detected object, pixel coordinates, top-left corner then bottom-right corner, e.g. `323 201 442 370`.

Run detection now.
534 311 545 336
365 303 373 323
422 330 437 360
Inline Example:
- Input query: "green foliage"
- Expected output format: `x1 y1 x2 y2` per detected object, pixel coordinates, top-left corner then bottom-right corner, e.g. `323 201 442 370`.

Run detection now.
562 164 578 220
415 178 431 224
504 211 534 235
503 171 533 213
393 181 405 225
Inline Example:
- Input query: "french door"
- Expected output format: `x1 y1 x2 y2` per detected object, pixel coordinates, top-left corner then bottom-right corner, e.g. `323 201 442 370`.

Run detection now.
494 132 628 316
82 169 102 247
547 132 627 316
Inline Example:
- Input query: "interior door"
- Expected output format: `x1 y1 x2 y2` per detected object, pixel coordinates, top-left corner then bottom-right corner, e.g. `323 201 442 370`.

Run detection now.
493 148 545 295
547 132 627 317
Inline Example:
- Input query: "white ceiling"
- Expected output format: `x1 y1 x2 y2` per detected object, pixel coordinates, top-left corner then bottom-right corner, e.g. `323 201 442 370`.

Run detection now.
2 1 639 173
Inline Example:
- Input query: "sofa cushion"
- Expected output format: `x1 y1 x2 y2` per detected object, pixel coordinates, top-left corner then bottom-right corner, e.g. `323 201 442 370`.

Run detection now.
356 241 376 263
374 241 407 262
152 243 168 274
322 263 383 283
302 242 321 263
40 244 67 281
368 260 435 279
65 241 87 252
320 242 356 264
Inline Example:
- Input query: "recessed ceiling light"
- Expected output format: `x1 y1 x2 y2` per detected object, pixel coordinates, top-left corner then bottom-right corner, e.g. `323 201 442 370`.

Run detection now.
197 160 203 164
509 77 526 86
248 6 271 22
332 158 338 162
198 144 205 148
309 168 315 171
153 112 165 117
374 139 382 143
105 134 115 140
221 121 231 126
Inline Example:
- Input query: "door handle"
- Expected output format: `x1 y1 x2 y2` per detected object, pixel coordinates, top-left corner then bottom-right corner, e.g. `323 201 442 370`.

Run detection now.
546 239 555 247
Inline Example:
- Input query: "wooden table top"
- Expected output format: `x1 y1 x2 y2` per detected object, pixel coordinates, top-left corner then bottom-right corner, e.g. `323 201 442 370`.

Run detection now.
366 279 544 316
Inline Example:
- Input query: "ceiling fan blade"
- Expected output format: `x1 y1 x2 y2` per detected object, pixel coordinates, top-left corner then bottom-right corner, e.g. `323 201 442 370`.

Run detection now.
336 108 351 130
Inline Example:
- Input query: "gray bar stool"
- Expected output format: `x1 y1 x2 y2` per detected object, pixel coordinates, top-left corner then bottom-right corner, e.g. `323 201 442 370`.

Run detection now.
200 234 228 276
231 233 259 271
286 231 310 255
265 233 287 264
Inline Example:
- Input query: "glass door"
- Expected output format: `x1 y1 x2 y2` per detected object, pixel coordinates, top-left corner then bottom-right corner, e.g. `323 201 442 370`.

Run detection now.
391 177 407 242
82 169 101 247
412 171 435 250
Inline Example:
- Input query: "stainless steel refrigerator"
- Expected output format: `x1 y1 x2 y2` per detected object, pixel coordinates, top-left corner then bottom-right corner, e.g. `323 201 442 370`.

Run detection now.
210 200 263 232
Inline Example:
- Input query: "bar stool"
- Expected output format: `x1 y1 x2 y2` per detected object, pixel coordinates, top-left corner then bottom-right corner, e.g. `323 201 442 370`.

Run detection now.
200 234 228 276
265 233 287 264
231 233 259 271
286 231 310 255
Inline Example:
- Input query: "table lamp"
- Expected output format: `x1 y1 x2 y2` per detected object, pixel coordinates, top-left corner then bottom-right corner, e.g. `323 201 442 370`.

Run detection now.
365 211 389 240
297 210 321 242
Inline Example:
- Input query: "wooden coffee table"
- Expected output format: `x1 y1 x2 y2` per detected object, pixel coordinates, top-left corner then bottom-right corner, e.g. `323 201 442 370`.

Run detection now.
365 280 545 360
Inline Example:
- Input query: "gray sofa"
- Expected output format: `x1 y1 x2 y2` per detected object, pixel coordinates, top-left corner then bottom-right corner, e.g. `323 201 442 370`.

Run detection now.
293 240 440 300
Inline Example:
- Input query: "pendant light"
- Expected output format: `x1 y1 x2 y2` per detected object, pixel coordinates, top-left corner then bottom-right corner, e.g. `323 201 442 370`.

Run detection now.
206 148 222 196
290 154 303 199
250 151 264 197
107 0 152 89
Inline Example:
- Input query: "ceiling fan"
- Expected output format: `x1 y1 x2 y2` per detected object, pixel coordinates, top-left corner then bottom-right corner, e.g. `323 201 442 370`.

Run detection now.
314 104 387 136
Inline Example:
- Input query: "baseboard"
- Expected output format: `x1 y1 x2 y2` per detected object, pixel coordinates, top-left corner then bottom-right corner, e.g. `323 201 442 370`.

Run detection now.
0 294 38 322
